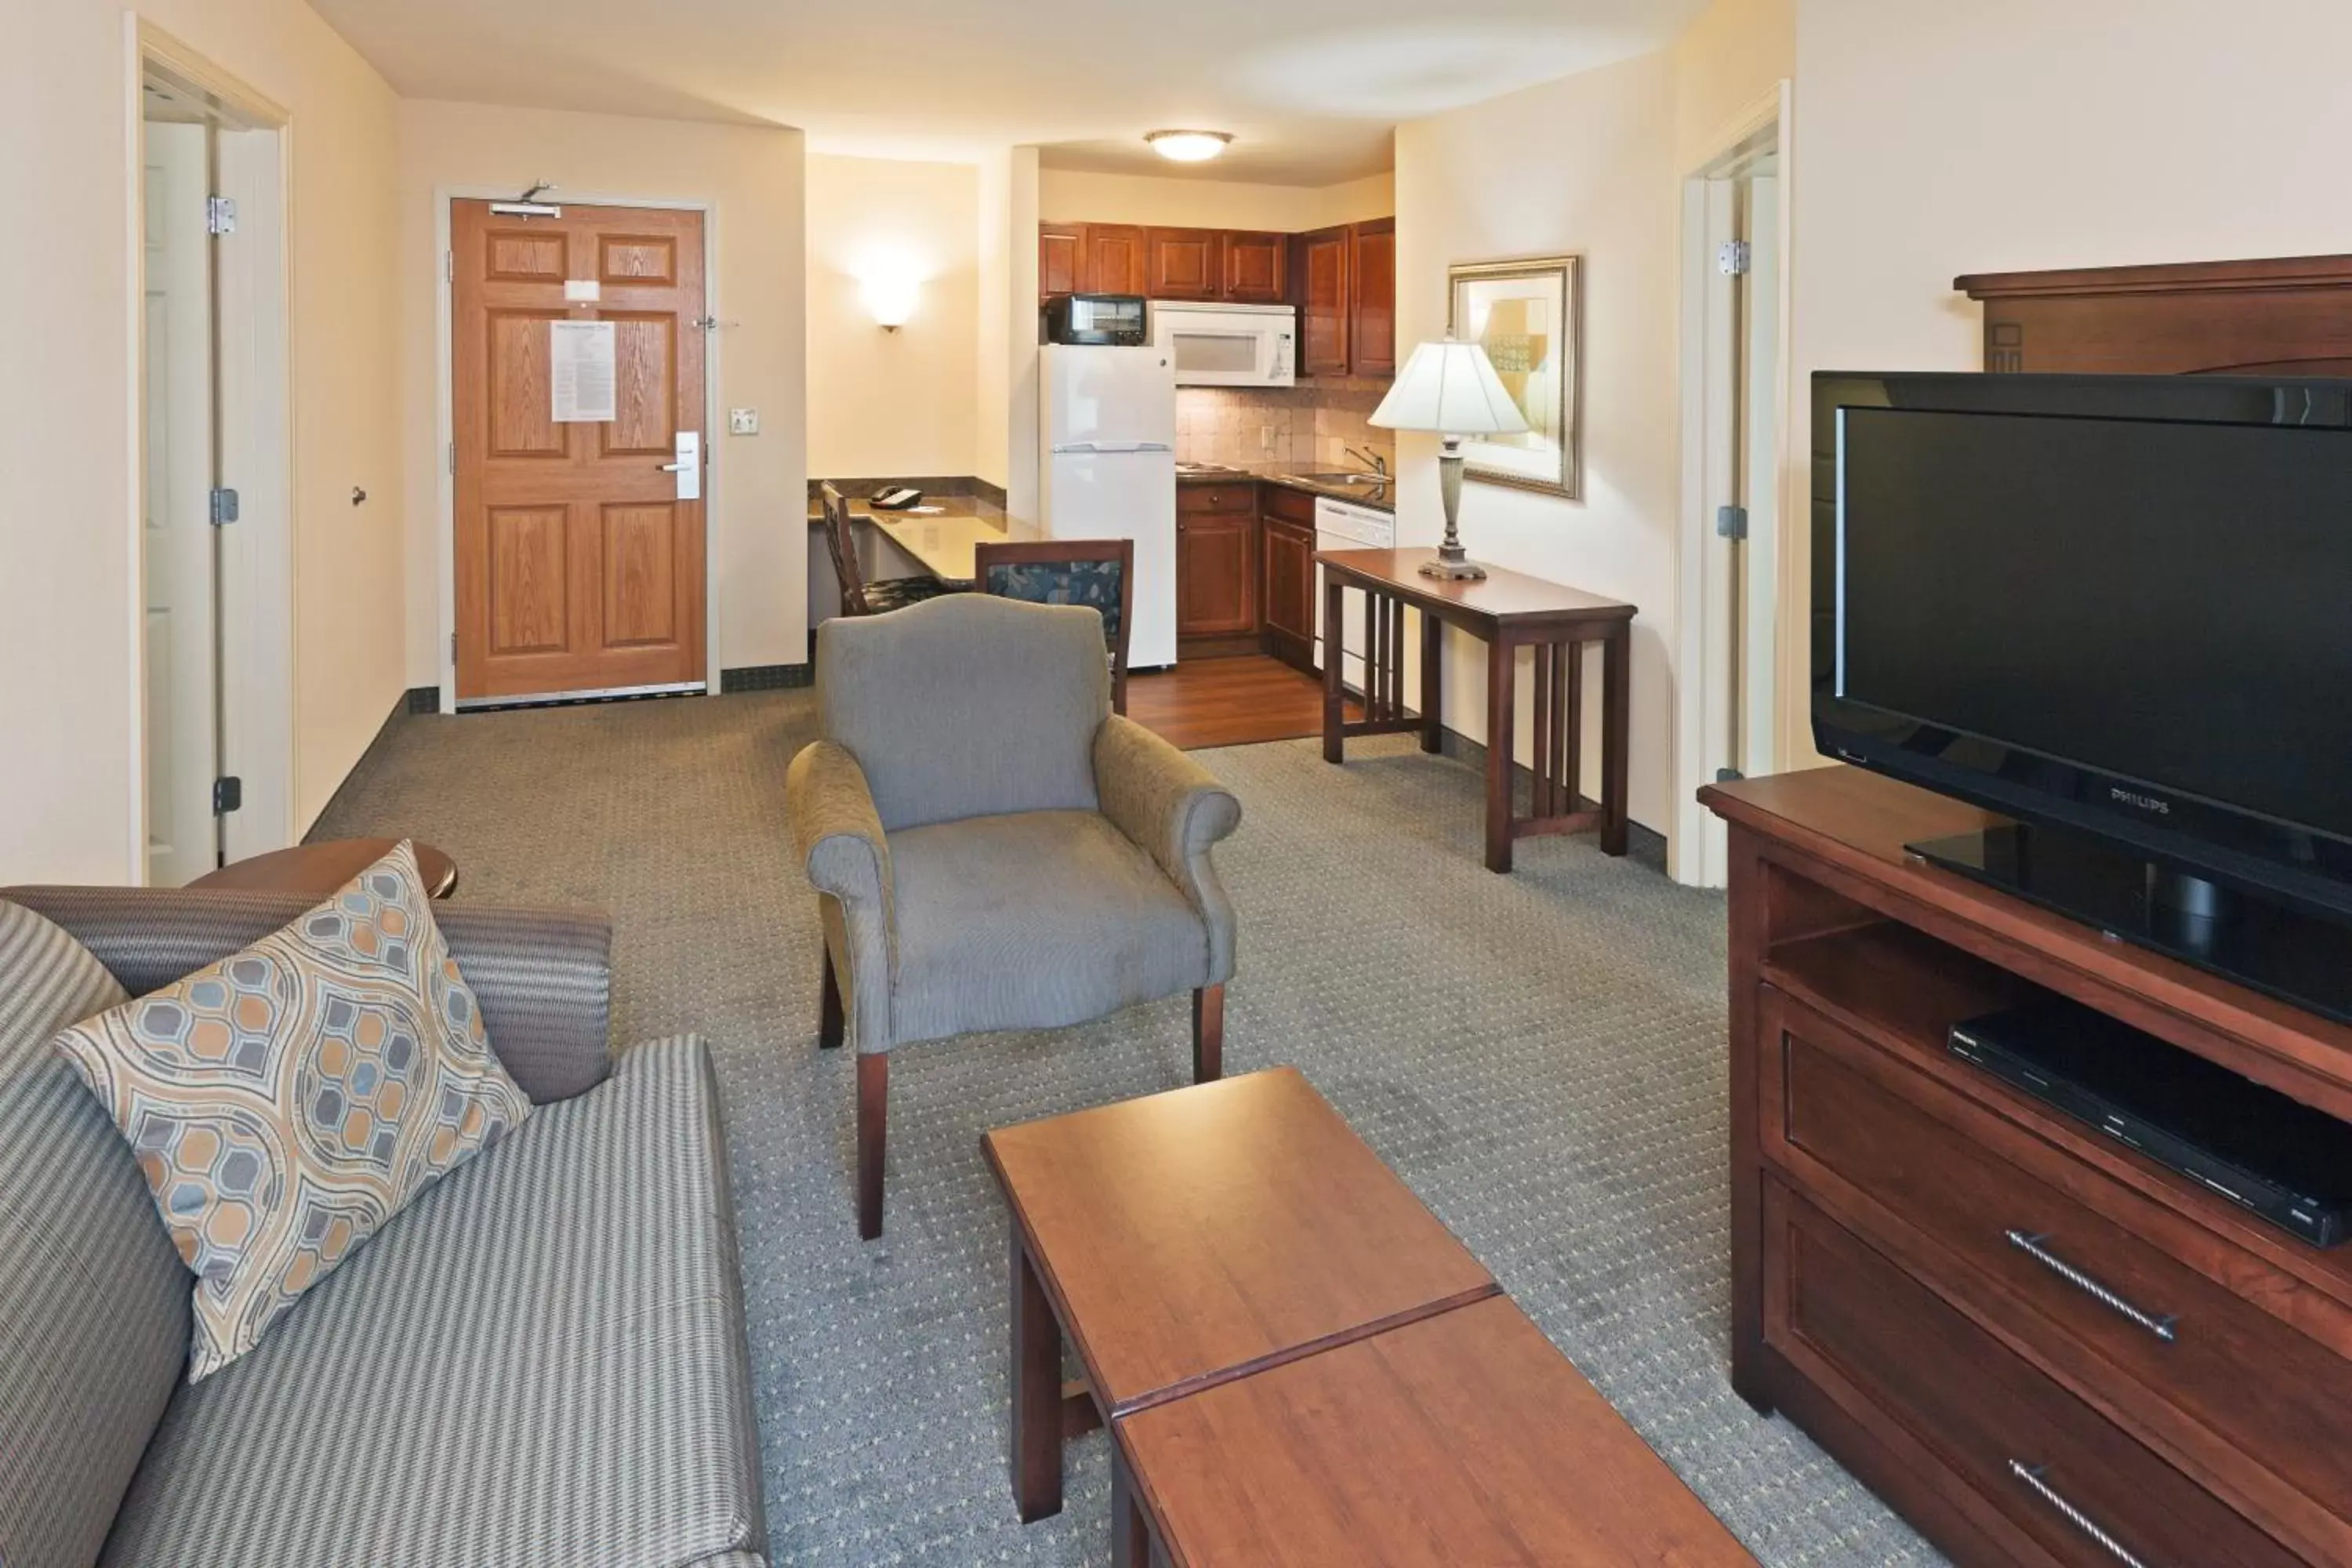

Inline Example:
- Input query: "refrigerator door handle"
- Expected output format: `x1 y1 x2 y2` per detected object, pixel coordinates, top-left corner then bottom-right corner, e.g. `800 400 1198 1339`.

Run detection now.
1063 440 1171 454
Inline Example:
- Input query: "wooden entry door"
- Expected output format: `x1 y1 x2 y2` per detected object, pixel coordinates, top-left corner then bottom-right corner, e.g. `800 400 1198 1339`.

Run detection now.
452 201 706 702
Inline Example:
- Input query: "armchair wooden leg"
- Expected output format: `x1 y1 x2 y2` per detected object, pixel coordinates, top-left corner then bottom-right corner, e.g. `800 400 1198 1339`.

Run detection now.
818 951 844 1049
858 1052 888 1240
1192 985 1224 1083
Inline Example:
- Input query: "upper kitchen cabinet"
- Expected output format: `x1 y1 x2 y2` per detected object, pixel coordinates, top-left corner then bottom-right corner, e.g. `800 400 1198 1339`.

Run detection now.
1145 228 1225 300
1083 224 1147 296
1348 220 1396 377
1222 232 1289 303
1040 224 1085 301
1294 227 1352 378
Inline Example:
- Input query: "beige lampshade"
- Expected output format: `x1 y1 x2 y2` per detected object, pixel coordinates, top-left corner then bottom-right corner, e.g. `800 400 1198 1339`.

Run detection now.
1369 337 1530 437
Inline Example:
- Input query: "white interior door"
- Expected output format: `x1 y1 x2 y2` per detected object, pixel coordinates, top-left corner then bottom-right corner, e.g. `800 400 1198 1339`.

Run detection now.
142 118 219 886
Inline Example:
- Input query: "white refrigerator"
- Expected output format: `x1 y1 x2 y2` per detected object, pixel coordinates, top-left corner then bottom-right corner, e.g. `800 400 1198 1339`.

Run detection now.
1039 345 1178 668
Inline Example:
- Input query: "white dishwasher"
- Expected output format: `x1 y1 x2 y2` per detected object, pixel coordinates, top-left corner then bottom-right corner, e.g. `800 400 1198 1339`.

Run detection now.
1313 496 1396 688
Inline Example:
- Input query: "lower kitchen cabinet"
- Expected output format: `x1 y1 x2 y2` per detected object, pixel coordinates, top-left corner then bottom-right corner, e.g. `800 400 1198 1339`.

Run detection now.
1175 502 1258 641
1261 510 1318 673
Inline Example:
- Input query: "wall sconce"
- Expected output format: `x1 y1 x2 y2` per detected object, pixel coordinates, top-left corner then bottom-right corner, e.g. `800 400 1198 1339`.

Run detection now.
860 274 920 332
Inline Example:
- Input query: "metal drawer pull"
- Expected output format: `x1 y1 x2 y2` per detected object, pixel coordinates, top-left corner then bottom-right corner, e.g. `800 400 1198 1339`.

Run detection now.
2009 1461 2151 1568
2005 1230 2178 1343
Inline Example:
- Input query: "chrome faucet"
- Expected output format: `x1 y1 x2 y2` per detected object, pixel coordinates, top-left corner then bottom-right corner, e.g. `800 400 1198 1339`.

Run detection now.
1343 445 1390 478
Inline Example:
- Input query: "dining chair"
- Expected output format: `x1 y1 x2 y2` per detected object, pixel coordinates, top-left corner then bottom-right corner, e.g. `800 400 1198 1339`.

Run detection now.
819 482 952 618
974 538 1136 714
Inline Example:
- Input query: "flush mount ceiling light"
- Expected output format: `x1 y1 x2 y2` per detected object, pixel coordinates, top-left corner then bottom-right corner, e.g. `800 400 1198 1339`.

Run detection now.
1145 130 1234 164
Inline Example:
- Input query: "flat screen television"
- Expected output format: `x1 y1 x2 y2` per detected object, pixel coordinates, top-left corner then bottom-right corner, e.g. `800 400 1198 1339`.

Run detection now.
1814 372 2352 1018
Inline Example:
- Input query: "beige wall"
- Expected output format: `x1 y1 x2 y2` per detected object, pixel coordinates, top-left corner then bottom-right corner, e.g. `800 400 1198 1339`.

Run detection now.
1672 0 1793 172
1040 167 1392 231
807 153 979 479
1394 51 1682 834
395 100 809 686
1783 0 2352 764
975 151 1013 491
1 0 403 882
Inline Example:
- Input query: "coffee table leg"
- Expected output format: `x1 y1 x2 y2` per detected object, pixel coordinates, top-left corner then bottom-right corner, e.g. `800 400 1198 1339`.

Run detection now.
1009 1221 1063 1522
1111 1441 1152 1568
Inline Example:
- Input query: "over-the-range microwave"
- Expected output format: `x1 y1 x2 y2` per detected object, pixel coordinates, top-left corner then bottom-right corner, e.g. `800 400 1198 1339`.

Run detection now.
1148 300 1296 387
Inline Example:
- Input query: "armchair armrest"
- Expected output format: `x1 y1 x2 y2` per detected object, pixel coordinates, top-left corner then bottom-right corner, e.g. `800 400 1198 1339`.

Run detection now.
2 886 613 1104
1092 716 1243 983
784 740 897 1050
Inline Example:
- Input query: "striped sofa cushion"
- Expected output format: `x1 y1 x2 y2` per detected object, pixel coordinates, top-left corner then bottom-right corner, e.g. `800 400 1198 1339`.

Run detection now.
101 1036 768 1568
0 901 191 1568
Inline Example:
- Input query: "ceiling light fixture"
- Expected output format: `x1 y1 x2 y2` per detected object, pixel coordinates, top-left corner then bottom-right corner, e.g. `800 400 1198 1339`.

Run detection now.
1145 130 1234 164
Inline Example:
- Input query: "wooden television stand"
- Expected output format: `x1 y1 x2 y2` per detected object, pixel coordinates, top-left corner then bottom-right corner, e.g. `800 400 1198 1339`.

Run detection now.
1702 766 2352 1568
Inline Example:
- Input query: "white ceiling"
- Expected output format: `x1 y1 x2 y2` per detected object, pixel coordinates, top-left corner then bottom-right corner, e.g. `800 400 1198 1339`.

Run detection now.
309 0 1709 186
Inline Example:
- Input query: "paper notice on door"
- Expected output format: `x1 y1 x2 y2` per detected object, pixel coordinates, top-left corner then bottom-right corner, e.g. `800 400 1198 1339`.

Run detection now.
550 320 616 422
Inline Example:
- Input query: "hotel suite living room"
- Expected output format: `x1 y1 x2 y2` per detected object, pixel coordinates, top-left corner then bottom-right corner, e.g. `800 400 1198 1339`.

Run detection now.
12 2 2352 1565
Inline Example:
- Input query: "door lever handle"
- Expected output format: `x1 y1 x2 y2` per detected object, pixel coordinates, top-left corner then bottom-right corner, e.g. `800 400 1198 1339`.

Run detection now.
659 462 688 472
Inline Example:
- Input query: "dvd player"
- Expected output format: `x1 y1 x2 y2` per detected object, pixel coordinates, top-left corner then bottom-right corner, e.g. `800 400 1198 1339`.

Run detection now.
1948 999 2352 1248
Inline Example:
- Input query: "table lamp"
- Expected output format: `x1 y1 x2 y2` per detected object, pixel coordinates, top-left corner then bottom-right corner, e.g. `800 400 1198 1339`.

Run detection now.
1369 337 1531 581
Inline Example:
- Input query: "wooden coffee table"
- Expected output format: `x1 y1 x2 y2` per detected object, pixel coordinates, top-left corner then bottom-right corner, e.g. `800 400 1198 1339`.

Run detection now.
189 837 459 899
981 1068 1499 1523
1112 1294 1760 1566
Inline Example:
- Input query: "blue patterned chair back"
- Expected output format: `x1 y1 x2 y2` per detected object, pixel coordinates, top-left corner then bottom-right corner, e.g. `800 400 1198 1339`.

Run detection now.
981 559 1125 649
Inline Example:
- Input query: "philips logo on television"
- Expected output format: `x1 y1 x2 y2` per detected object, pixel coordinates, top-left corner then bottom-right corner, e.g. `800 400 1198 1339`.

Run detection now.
2110 787 2172 816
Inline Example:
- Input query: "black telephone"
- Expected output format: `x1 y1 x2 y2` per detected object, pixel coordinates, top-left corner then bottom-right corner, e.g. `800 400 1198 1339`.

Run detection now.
869 486 924 510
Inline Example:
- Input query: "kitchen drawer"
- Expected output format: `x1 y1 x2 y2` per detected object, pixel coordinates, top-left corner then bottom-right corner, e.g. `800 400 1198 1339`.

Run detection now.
1261 485 1317 526
1178 483 1258 517
1763 985 2352 1552
1766 1178 2303 1568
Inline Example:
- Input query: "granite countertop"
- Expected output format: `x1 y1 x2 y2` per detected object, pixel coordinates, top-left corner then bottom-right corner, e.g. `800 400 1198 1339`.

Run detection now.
807 494 1035 583
1176 462 1396 513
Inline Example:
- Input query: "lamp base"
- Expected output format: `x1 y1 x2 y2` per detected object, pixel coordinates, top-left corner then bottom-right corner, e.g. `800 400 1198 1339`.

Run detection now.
1417 552 1488 581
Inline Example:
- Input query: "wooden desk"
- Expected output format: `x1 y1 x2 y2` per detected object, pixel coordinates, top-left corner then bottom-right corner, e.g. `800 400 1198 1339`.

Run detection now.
1318 548 1635 873
1113 1295 1759 1567
980 1069 1498 1525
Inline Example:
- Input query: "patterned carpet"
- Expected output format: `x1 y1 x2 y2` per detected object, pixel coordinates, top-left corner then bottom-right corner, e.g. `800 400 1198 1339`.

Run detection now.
314 691 1942 1567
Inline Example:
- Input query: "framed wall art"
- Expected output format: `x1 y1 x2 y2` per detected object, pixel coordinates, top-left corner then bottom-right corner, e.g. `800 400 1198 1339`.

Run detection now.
1447 254 1582 499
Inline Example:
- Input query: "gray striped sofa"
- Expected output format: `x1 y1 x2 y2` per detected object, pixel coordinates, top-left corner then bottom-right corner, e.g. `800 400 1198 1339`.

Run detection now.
0 887 768 1568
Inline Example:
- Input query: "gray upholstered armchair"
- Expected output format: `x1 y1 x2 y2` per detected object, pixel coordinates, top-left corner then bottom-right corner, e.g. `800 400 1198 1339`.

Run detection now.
785 593 1242 1238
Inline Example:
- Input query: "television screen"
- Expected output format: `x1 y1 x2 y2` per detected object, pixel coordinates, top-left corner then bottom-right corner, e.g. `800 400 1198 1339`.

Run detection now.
1836 406 2352 840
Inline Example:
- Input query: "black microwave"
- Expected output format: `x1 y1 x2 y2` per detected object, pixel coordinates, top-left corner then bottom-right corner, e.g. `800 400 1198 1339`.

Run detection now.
1043 293 1146 347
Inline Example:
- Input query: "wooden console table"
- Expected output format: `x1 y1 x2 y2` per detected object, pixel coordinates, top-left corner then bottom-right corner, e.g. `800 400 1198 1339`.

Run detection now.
1703 766 2352 1568
1318 547 1634 873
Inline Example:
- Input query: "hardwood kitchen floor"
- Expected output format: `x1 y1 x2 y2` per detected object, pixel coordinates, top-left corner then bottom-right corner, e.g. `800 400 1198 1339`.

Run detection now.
1127 655 1359 750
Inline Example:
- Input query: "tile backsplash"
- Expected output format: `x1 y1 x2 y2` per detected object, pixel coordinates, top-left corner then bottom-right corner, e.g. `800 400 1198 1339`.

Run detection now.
1174 377 1396 474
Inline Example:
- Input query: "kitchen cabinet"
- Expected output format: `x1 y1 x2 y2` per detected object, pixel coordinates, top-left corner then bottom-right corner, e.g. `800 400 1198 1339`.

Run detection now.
1083 223 1147 296
1223 231 1289 303
1146 228 1225 300
1260 508 1319 673
1040 225 1084 301
1294 227 1352 378
1348 219 1396 377
1176 486 1258 639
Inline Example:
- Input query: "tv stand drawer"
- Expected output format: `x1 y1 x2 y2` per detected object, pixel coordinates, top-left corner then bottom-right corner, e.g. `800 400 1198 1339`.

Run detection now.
1762 985 2352 1551
1766 1178 2302 1568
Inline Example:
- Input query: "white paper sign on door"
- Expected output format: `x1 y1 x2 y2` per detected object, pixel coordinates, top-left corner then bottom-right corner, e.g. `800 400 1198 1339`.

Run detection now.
550 320 616 423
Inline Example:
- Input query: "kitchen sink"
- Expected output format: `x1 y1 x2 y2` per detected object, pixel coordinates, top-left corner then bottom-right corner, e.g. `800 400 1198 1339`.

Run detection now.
1289 471 1391 485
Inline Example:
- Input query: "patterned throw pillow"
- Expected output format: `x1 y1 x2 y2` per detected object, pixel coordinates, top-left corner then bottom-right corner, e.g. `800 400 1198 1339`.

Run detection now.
51 841 532 1381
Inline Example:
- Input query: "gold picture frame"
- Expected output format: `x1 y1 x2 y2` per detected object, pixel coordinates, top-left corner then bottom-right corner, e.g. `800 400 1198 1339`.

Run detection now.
1448 254 1583 499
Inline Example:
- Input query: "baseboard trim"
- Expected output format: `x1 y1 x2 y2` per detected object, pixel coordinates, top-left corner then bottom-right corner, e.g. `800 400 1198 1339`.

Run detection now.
720 663 814 693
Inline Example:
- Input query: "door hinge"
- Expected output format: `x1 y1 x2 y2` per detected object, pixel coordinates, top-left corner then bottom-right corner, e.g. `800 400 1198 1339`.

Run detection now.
212 776 243 814
447 441 456 476
1716 767 1746 783
206 196 238 236
450 630 459 663
1717 239 1751 277
209 488 241 525
445 249 455 282
1715 503 1748 541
